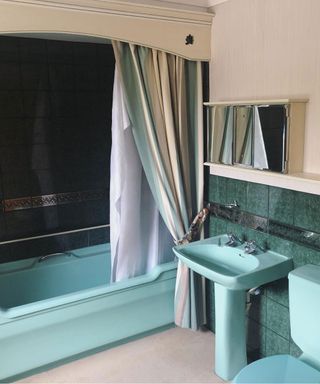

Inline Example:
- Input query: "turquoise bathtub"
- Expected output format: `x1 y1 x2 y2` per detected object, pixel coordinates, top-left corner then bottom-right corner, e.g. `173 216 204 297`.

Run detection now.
0 244 177 381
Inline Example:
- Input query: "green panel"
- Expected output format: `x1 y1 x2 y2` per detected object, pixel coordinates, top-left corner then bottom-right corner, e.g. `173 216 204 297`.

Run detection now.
246 319 266 358
206 280 215 332
266 235 294 258
265 329 290 356
247 294 267 326
266 278 289 307
209 217 228 237
246 183 269 217
269 187 294 225
208 176 228 205
291 243 308 268
304 247 320 265
206 176 320 362
266 299 290 340
294 191 320 232
226 178 247 211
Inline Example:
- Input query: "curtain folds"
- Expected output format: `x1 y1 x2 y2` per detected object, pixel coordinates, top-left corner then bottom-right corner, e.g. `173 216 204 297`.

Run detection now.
110 68 173 282
112 41 205 330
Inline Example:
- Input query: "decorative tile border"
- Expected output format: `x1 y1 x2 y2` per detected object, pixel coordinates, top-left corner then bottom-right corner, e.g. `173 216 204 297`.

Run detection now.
2 189 107 212
208 201 320 251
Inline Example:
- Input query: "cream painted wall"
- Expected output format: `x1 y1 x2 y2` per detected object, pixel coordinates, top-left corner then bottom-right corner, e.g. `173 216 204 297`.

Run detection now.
210 0 320 174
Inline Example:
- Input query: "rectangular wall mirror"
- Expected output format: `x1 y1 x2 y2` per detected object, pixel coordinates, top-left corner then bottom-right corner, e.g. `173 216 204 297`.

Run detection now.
206 102 289 173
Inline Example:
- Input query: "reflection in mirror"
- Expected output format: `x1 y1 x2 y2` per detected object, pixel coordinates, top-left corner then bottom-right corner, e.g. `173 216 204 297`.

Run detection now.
234 106 253 167
257 105 287 172
207 106 233 165
206 103 288 173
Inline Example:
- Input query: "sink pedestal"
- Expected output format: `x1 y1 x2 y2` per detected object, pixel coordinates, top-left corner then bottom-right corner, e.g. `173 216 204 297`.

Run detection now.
214 283 247 380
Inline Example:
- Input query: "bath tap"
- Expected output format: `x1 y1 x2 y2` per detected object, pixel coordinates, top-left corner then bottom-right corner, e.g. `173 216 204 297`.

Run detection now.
225 233 243 247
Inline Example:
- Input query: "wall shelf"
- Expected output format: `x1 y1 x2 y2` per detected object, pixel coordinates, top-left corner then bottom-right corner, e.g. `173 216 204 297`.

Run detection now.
206 163 320 195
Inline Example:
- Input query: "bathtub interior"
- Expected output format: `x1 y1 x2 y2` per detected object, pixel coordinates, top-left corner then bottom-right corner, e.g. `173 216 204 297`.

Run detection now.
0 243 111 310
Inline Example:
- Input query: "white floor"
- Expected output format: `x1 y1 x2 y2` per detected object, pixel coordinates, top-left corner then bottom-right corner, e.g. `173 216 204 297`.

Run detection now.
17 327 225 383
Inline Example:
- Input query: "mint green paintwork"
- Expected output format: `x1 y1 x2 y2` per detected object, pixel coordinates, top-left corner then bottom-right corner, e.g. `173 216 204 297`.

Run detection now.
233 265 320 383
0 244 177 381
233 355 320 383
173 234 293 290
289 264 320 370
173 234 293 381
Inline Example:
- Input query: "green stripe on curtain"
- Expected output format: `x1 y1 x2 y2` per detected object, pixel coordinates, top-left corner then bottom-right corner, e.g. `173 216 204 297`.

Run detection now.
112 41 205 330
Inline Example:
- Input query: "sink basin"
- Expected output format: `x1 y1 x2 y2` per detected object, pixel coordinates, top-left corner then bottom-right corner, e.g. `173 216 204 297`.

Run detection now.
173 234 292 290
173 234 293 381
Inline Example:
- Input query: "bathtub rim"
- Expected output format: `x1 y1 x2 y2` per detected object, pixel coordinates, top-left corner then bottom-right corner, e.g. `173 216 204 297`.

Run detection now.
0 257 177 319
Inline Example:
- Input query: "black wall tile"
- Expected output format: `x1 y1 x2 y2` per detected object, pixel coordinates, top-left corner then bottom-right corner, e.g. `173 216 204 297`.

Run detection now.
75 64 99 90
0 119 26 146
19 38 47 63
0 37 19 62
1 146 30 171
2 171 32 198
0 244 13 264
89 227 110 246
47 40 74 64
21 63 49 90
25 118 59 145
0 91 24 117
0 63 21 90
24 91 51 117
30 144 53 170
0 35 114 262
49 64 75 91
73 42 98 64
31 169 56 195
5 209 45 239
51 91 76 117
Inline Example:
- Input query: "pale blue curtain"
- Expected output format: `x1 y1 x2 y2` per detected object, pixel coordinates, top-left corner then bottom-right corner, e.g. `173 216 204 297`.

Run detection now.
112 41 205 329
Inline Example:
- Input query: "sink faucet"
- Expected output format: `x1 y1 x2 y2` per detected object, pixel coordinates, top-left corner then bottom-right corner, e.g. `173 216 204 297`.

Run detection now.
226 233 243 247
244 240 266 254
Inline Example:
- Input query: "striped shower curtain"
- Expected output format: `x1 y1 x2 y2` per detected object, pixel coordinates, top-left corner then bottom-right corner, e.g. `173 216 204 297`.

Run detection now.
112 41 205 330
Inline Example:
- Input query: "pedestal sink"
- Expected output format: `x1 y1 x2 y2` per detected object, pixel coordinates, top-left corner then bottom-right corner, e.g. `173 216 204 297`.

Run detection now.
173 234 293 381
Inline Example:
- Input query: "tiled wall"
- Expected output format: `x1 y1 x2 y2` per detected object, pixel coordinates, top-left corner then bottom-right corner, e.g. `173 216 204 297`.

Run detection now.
0 36 114 262
207 174 320 361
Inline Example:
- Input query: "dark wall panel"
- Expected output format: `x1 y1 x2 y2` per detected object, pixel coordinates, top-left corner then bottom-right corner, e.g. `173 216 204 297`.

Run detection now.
0 36 114 263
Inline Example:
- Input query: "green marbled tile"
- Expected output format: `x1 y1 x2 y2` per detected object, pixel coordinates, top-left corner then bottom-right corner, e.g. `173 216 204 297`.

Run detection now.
209 217 228 237
206 280 215 332
246 319 266 357
246 182 269 217
294 191 320 233
290 339 302 358
226 178 247 211
304 247 320 265
247 294 267 326
208 175 228 205
245 227 269 247
265 329 290 356
269 187 294 225
266 299 290 340
291 243 308 268
267 235 295 259
226 221 246 241
266 278 289 307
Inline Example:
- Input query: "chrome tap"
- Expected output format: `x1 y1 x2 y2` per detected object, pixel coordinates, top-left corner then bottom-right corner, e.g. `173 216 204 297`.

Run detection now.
244 240 257 254
244 240 266 254
226 233 243 247
223 200 240 209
